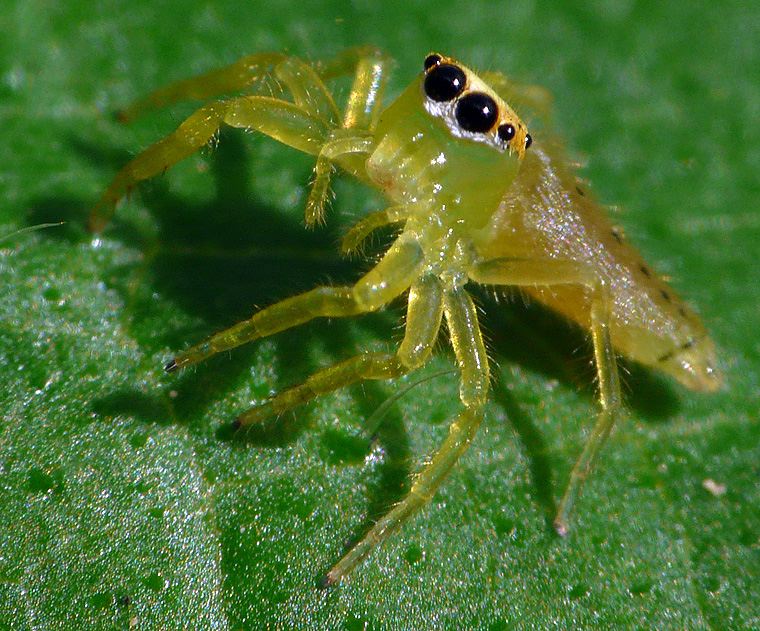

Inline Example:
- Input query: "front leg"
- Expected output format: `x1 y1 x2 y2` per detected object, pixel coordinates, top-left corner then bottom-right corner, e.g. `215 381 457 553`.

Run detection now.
312 46 391 131
166 232 425 371
116 52 287 122
118 46 388 127
88 96 329 232
469 258 622 535
304 132 376 226
96 50 391 230
302 48 392 225
116 46 389 123
236 273 443 426
325 285 490 585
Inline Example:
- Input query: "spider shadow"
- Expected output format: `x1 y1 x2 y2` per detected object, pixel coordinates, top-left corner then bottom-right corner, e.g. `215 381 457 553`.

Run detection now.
34 127 394 426
31 126 418 568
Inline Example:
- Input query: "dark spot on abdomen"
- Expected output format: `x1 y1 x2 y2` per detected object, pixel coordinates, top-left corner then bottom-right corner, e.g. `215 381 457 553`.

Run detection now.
657 336 699 363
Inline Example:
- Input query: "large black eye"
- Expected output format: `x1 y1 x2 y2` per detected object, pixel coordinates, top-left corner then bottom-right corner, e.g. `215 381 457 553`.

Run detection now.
424 64 466 102
455 93 498 133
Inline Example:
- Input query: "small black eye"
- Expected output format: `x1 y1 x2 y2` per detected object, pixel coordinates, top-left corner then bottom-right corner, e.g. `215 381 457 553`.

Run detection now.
497 124 515 142
424 54 442 71
525 133 533 149
424 64 466 102
455 93 498 133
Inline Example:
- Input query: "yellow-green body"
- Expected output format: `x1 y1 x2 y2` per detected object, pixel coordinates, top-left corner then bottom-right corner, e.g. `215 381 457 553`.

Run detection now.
363 73 718 393
89 48 720 584
479 139 717 391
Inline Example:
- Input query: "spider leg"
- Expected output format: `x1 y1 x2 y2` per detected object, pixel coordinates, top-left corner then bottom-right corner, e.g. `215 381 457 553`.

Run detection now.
304 133 376 226
88 96 329 232
116 52 287 122
273 57 340 124
118 54 346 126
237 273 443 425
166 232 425 371
469 258 623 536
325 286 489 585
341 205 407 255
117 46 389 123
302 48 391 225
93 50 391 231
325 47 391 132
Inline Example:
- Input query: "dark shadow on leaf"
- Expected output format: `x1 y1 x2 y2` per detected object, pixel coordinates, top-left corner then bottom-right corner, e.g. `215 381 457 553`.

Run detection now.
26 136 145 245
317 309 412 518
52 128 365 423
619 360 680 422
314 376 412 584
26 197 91 243
91 390 172 426
490 370 557 528
63 128 413 525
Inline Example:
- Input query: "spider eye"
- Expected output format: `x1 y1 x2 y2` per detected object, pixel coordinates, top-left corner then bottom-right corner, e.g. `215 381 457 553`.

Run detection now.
497 123 515 142
525 133 533 149
455 93 498 133
424 63 466 102
424 53 442 71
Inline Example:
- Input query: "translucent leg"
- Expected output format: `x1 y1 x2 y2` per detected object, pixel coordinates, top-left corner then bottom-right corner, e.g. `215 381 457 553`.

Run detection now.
237 273 443 425
339 51 390 131
309 46 391 132
117 46 389 123
303 47 391 224
117 52 287 122
304 134 376 226
166 232 425 371
88 96 328 231
272 58 340 124
325 286 490 585
341 206 408 254
99 50 390 231
469 258 622 535
305 150 336 226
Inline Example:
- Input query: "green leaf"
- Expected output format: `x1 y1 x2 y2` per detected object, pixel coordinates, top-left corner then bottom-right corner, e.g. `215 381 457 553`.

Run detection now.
2 1 758 628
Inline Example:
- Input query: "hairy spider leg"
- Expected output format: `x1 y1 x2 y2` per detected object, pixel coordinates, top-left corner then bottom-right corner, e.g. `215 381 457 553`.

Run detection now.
340 205 408 254
90 50 391 231
88 97 327 232
325 286 490 585
236 272 443 426
116 52 288 122
116 46 388 123
165 232 425 371
468 258 622 536
304 134 375 226
303 50 391 225
270 58 341 124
